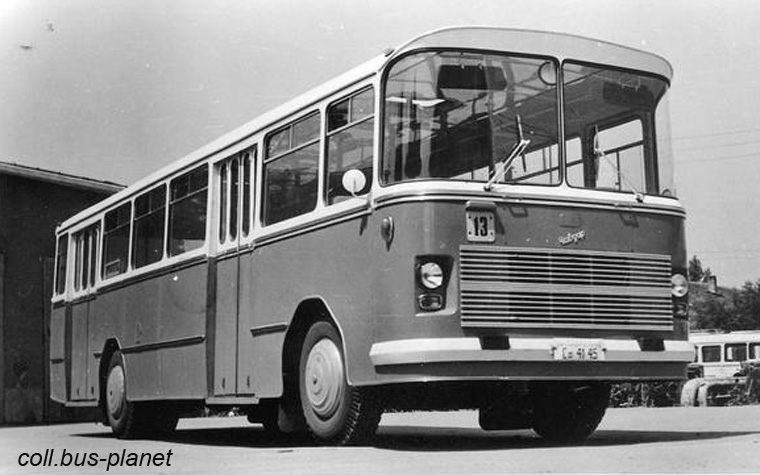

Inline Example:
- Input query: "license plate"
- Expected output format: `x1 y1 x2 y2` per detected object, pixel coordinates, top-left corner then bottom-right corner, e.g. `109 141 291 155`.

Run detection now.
552 339 605 361
466 211 495 242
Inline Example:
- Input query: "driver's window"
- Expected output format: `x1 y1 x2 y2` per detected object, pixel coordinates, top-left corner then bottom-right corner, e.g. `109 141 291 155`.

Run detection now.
325 87 374 205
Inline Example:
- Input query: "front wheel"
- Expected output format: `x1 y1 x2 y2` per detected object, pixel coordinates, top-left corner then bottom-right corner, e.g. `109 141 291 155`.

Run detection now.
531 382 610 443
298 321 381 445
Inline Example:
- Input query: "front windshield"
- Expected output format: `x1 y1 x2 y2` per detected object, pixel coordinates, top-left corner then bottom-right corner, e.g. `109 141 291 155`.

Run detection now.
381 51 676 199
381 51 560 185
563 62 673 197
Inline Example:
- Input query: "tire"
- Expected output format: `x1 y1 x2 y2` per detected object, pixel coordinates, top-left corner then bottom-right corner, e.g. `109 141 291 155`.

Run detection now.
531 382 610 443
104 351 177 439
298 321 381 445
680 378 703 407
696 383 712 407
104 351 140 438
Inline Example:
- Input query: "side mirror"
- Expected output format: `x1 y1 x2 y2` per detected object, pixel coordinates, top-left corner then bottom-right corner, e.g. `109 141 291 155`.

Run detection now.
341 169 367 197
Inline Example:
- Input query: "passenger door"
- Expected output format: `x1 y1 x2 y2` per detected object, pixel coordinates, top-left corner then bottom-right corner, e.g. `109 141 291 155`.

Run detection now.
212 149 255 396
69 223 99 401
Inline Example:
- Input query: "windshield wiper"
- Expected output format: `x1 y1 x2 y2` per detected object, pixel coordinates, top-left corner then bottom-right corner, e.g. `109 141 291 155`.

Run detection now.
593 128 644 203
484 115 531 191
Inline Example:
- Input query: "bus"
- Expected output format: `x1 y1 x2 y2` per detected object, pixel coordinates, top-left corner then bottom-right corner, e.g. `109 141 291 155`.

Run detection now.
681 331 760 406
690 331 760 379
50 27 693 445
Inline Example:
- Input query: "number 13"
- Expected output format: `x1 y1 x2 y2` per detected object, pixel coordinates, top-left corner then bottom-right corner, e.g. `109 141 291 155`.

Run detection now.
474 216 489 236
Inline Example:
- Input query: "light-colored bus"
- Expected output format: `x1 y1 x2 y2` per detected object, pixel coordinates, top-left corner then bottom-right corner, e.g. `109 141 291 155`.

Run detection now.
50 27 693 445
690 331 760 379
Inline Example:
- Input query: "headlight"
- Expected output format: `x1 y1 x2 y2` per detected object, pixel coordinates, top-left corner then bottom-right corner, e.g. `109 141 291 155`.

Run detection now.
419 262 444 289
671 273 688 298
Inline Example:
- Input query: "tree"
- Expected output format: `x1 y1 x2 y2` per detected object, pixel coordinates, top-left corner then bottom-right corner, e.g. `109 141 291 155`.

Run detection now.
688 255 712 282
732 280 760 331
690 279 760 332
689 285 736 331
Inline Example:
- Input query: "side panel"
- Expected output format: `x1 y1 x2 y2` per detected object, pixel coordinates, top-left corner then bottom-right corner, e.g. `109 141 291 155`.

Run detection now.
88 261 208 401
48 305 67 403
70 301 91 400
241 211 372 398
214 255 239 395
236 252 259 394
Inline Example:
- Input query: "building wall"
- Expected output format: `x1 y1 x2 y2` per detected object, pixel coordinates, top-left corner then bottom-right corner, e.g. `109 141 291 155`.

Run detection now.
0 173 114 424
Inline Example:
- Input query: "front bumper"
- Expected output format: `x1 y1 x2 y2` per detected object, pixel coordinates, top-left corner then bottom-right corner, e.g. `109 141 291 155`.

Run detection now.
369 337 694 382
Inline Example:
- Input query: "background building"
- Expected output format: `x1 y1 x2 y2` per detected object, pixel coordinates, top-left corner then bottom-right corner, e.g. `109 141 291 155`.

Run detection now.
0 161 123 424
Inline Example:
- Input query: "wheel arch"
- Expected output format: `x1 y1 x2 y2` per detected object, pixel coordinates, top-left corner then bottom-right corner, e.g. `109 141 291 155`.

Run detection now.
282 296 347 388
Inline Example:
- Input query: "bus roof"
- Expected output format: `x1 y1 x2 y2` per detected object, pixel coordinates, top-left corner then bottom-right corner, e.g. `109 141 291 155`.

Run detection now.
57 26 673 233
690 331 760 344
389 26 673 80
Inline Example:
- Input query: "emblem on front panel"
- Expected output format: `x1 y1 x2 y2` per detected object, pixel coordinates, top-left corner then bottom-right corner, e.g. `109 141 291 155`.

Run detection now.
559 230 586 246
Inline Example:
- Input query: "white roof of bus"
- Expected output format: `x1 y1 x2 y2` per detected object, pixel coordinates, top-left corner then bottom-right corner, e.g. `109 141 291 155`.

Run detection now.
690 331 760 344
57 26 673 233
390 26 673 80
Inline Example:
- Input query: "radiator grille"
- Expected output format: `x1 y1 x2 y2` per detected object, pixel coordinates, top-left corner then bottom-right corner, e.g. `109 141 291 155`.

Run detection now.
460 245 673 331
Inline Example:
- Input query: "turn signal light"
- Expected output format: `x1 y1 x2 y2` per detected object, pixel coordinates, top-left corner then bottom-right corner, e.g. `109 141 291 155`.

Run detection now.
418 293 444 311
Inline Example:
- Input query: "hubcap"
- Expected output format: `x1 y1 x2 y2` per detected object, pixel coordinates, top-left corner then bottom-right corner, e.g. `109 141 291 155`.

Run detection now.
106 365 125 420
304 338 344 419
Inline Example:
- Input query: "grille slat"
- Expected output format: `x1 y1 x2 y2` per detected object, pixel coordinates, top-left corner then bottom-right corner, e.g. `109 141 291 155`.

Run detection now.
460 245 673 331
464 315 673 324
462 267 670 277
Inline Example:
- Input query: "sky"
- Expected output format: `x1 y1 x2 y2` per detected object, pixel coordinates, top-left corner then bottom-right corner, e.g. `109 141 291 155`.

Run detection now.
1 0 760 287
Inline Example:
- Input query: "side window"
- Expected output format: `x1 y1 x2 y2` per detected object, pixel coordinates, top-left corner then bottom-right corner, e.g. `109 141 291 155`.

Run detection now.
701 345 721 363
263 113 320 225
75 224 99 291
725 343 748 362
750 343 760 360
217 147 256 245
168 165 208 256
241 149 253 237
132 185 167 268
326 88 374 204
54 234 69 296
102 203 131 279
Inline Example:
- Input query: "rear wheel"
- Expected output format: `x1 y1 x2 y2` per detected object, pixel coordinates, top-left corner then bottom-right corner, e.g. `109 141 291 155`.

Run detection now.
104 351 177 439
105 351 142 438
298 321 381 445
531 382 610 443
